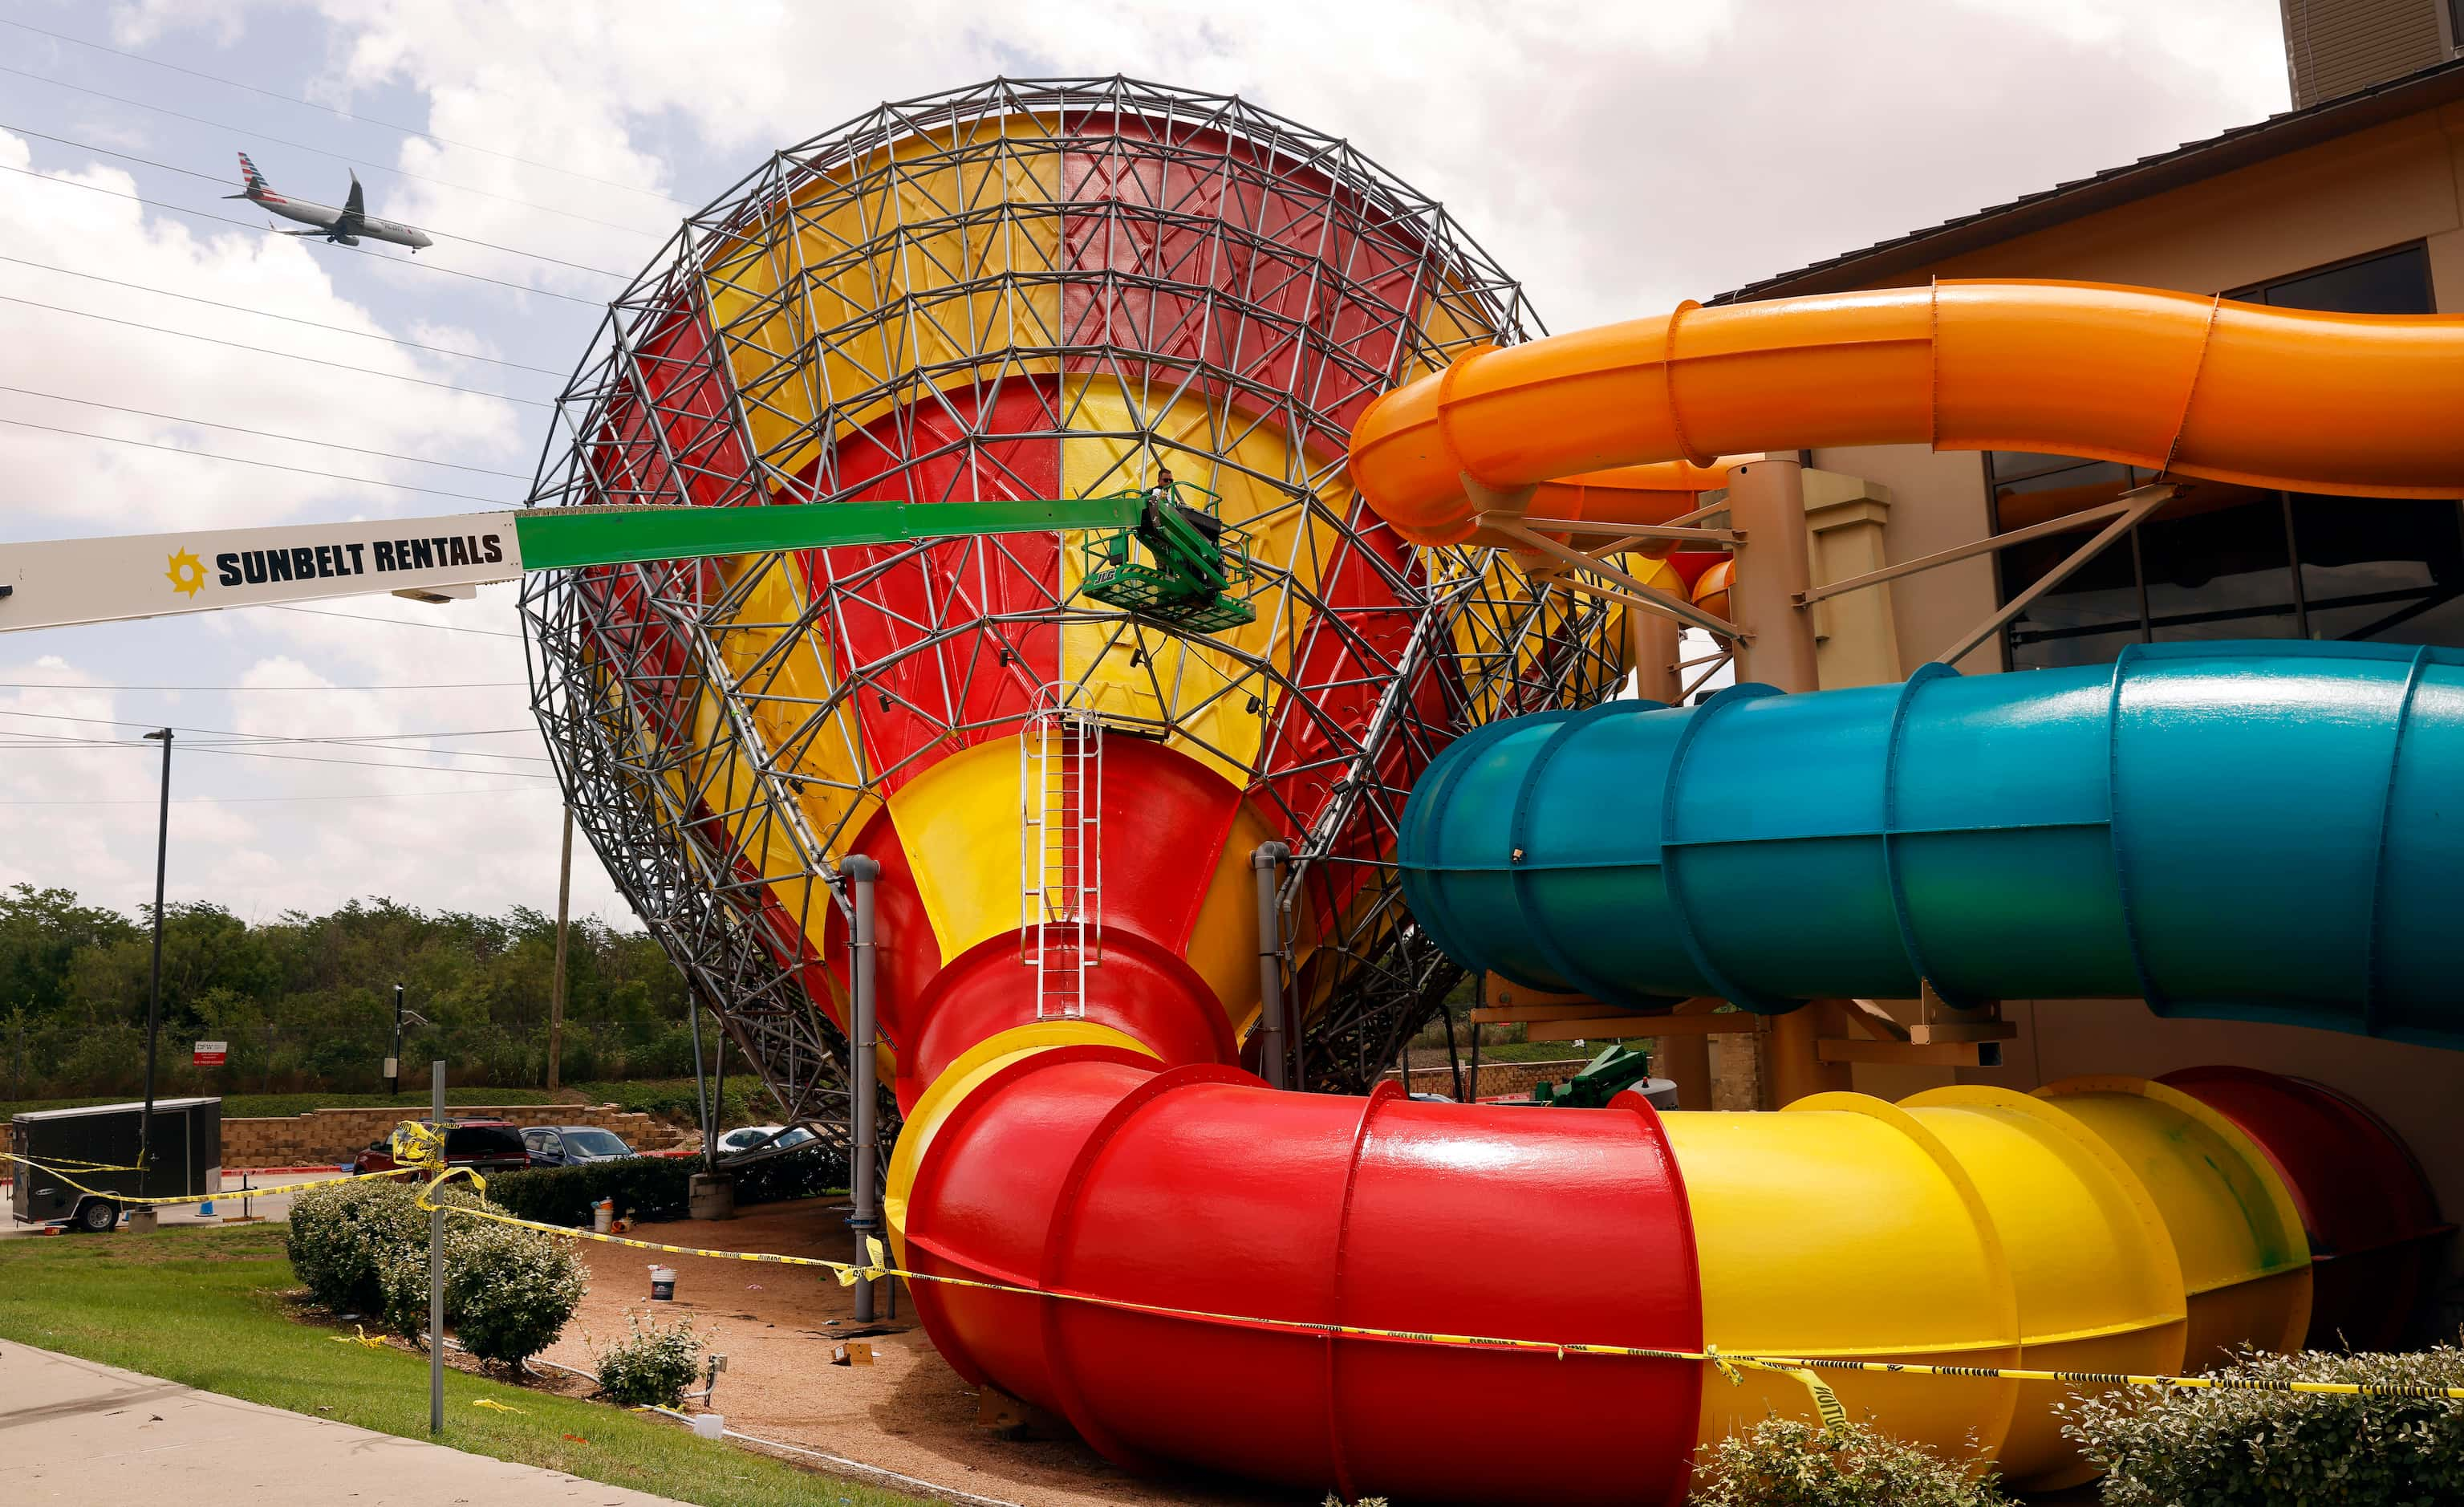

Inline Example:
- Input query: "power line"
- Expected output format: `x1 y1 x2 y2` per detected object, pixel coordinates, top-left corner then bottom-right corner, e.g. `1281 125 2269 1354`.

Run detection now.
0 293 550 407
1 64 665 238
0 706 538 743
0 733 557 778
0 414 519 507
0 165 606 306
0 709 552 767
0 786 545 806
267 604 523 639
0 680 526 692
3 121 630 278
0 18 692 208
0 385 530 478
0 254 567 375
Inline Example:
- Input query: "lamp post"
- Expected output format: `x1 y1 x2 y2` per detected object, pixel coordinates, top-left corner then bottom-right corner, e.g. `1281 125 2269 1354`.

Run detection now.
138 728 172 1177
389 984 405 1096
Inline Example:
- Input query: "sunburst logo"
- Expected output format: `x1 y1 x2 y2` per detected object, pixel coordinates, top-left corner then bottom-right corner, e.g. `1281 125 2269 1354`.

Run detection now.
164 548 206 597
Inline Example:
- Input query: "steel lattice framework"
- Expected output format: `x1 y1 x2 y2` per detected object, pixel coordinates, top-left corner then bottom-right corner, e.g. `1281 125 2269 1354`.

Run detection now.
521 78 1627 1151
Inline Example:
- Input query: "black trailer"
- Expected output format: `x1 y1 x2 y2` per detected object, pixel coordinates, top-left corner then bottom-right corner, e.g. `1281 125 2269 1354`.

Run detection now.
10 1097 221 1232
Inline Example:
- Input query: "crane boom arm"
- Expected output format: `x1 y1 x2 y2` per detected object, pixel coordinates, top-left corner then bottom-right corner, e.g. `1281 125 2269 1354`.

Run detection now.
0 497 1143 634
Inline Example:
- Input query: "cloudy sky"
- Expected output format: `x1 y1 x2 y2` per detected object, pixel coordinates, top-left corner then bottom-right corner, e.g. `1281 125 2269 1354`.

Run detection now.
0 0 2292 929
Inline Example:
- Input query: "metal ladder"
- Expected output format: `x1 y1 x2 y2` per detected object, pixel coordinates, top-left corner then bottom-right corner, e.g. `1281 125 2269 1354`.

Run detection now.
1021 701 1101 1019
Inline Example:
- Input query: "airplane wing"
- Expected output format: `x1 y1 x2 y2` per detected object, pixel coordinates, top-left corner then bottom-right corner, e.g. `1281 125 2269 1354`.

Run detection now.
336 173 367 238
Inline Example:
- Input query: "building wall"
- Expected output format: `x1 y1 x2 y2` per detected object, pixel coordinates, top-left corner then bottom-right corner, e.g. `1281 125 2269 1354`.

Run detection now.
1800 100 2464 1293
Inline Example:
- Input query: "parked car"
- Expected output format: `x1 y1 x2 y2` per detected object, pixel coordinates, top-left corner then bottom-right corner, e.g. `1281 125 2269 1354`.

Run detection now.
350 1118 534 1178
715 1123 814 1157
521 1125 639 1168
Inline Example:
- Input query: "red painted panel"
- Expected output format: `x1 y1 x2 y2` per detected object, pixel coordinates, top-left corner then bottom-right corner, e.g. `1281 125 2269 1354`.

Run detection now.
2162 1066 2454 1351
1054 113 1438 449
793 383 1066 798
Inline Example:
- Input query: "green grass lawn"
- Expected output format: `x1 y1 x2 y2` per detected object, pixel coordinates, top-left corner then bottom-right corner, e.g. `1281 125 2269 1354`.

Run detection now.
0 1222 926 1507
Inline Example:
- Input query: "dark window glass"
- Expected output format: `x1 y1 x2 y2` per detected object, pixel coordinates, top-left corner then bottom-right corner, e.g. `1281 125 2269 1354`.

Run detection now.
1987 242 2456 667
2003 526 2142 670
2291 495 2464 646
2235 243 2433 315
445 1126 525 1157
2140 498 2301 641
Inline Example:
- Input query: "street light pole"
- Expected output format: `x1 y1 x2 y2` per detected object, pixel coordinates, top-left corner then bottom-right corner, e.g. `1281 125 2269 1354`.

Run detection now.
138 728 172 1178
390 984 405 1096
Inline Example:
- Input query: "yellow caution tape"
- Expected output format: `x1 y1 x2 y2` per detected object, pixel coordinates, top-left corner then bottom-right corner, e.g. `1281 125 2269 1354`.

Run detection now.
0 1150 418 1208
472 1398 525 1414
408 1172 2464 1410
329 1325 389 1351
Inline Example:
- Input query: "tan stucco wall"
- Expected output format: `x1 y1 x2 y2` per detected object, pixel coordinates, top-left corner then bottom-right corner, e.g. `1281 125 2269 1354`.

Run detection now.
1798 102 2464 1292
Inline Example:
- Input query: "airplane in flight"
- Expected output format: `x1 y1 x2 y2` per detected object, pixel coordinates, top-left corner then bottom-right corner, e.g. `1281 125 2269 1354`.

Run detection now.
225 152 433 250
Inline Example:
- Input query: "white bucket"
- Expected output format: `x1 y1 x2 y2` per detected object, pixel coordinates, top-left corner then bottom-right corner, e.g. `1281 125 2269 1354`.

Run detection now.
593 1198 614 1234
691 1413 725 1440
649 1265 678 1301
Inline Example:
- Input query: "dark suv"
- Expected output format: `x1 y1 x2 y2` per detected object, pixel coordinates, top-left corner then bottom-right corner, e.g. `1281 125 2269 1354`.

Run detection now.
351 1119 534 1178
521 1125 639 1168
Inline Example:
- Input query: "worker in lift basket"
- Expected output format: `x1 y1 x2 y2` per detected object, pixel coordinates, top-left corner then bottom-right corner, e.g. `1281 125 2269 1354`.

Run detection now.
1143 465 1224 548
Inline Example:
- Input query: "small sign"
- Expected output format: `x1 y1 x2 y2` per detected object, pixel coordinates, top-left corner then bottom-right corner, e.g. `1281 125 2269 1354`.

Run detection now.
194 1041 229 1066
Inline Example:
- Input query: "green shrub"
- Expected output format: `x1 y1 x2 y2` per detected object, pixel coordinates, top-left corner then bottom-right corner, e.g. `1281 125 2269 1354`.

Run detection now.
729 1141 850 1205
485 1157 698 1227
286 1176 430 1314
2058 1341 2464 1506
1689 1416 2009 1507
374 1211 589 1366
485 1143 847 1228
589 1308 709 1407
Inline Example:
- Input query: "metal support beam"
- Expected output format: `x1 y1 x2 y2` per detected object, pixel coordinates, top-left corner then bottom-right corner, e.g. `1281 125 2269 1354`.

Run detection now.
1933 485 2174 667
1252 841 1291 1089
1794 496 2141 605
1512 517 1743 548
1486 514 1740 637
844 854 882 1324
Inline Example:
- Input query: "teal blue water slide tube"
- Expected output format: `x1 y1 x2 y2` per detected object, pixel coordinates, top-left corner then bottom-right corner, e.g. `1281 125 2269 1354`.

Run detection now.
1397 641 2464 1048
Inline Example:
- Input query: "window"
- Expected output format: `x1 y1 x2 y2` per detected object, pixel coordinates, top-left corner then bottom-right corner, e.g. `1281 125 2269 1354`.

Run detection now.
1995 243 2462 666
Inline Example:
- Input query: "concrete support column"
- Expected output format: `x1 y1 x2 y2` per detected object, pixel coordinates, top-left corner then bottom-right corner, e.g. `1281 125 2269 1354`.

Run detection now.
1723 455 1851 1107
1627 606 1713 1109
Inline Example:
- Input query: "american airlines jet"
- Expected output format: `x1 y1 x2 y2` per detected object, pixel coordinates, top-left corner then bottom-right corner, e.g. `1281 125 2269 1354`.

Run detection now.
225 152 433 250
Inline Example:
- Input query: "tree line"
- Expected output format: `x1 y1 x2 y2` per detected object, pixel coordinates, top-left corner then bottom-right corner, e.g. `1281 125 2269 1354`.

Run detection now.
0 883 696 1101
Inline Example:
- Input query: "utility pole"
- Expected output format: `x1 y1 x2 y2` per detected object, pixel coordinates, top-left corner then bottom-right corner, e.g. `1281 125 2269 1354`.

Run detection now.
547 807 572 1093
138 728 172 1176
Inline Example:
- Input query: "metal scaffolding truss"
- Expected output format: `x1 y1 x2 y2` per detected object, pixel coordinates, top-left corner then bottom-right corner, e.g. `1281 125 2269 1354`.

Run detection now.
521 77 1628 1139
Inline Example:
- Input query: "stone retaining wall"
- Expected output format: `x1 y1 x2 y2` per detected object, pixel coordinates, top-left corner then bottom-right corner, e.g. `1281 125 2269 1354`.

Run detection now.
222 1103 672 1168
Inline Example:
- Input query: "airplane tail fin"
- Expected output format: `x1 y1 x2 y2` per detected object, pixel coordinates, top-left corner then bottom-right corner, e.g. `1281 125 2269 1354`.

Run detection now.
235 151 270 195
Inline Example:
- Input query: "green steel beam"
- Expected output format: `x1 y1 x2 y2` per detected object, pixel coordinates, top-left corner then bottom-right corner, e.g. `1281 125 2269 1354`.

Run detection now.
511 497 1143 571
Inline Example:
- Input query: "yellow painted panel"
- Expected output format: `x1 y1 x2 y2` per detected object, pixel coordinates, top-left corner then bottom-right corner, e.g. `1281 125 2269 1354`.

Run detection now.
2035 1076 2312 1367
885 737 1024 968
1903 1087 2189 1487
1662 1098 2019 1459
698 117 1068 481
1182 799 1282 1041
1057 379 1350 783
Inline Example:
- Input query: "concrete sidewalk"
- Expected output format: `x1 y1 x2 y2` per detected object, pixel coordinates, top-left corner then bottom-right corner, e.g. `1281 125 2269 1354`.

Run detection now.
0 1342 688 1505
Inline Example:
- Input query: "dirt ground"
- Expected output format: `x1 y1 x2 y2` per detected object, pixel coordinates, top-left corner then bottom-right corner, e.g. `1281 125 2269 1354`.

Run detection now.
535 1199 1289 1507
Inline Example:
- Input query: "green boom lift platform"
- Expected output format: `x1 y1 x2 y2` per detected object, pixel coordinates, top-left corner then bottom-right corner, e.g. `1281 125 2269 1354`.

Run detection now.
1077 482 1257 633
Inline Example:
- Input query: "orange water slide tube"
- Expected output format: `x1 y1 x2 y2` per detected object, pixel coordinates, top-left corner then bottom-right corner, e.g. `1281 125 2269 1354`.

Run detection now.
1348 280 2464 546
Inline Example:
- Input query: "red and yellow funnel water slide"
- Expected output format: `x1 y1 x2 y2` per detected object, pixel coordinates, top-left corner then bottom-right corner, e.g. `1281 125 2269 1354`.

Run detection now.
554 97 2460 1503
